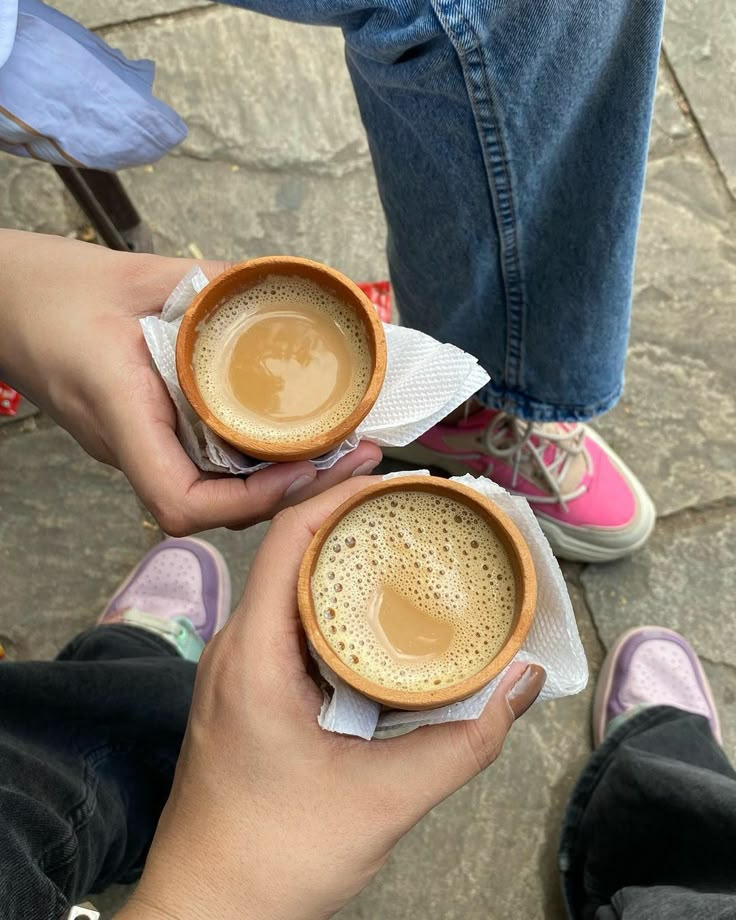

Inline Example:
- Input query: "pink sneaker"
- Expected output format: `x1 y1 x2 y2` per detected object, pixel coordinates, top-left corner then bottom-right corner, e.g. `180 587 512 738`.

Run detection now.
384 408 655 562
98 537 231 661
593 627 721 747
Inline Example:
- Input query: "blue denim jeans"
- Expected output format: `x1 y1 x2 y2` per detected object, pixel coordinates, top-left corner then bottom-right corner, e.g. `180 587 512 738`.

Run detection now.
222 0 664 421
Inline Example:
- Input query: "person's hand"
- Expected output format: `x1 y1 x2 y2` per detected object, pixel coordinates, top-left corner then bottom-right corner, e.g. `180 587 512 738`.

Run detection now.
118 477 546 920
0 231 381 534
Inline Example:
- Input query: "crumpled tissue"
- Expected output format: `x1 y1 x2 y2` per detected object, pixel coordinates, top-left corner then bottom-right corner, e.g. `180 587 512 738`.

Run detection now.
140 267 490 474
314 471 588 740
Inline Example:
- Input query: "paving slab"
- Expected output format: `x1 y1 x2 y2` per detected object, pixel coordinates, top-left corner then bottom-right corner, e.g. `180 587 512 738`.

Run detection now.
0 155 80 234
0 418 156 661
581 508 736 669
107 7 371 176
594 339 735 516
663 0 736 196
100 7 387 275
119 155 388 279
53 0 211 30
648 66 696 160
593 79 736 517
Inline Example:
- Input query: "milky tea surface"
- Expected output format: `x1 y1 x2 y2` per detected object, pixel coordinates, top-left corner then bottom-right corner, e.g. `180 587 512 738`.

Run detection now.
193 275 372 443
312 490 517 692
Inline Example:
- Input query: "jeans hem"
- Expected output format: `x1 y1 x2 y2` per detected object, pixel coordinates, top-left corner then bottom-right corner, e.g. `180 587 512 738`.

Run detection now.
479 380 623 423
58 625 181 662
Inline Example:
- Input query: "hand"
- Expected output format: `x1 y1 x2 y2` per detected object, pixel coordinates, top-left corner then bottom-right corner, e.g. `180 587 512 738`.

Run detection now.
0 231 381 534
119 477 546 920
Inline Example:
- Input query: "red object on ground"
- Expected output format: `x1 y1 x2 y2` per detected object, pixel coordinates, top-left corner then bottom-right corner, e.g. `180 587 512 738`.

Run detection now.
358 280 392 324
0 382 20 417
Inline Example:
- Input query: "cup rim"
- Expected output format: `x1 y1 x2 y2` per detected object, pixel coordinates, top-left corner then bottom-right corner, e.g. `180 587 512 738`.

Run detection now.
175 256 387 462
297 475 538 711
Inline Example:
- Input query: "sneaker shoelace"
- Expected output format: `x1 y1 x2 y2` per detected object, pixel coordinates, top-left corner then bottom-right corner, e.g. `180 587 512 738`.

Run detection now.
481 412 591 511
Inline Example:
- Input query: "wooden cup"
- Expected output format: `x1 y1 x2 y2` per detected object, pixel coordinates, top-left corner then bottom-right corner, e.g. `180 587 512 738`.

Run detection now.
298 475 537 711
176 256 387 462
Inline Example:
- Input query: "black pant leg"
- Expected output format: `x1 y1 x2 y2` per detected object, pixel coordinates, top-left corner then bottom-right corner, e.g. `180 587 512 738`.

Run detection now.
0 625 194 920
560 706 736 920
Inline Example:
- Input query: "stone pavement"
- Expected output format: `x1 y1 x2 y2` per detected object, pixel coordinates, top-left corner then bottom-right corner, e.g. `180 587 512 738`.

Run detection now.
1 2 734 916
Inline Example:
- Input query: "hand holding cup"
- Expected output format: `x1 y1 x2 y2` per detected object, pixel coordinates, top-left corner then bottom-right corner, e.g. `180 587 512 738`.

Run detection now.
0 231 381 536
120 478 545 920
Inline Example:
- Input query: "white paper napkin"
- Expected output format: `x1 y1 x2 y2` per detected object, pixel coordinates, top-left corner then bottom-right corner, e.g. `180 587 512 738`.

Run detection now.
140 267 490 473
314 470 588 740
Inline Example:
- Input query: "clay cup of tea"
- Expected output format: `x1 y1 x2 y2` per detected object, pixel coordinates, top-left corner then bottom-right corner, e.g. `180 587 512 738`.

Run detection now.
176 257 387 462
298 476 537 711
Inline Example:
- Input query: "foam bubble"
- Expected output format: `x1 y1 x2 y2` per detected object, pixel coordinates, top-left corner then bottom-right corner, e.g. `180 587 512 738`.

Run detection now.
192 274 372 443
311 491 517 692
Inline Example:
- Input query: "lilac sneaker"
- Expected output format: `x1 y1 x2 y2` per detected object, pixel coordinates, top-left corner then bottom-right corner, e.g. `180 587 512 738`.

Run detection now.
98 538 231 661
593 626 721 747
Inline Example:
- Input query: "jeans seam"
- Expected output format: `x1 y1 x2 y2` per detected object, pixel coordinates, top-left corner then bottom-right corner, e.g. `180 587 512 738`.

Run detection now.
38 751 100 883
38 743 131 889
39 875 72 920
429 0 527 393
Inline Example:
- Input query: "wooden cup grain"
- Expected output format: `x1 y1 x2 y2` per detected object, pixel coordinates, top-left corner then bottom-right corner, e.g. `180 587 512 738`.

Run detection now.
298 476 537 711
176 256 387 462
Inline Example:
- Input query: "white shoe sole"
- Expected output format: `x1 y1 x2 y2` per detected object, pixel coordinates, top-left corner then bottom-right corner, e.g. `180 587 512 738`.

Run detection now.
383 426 656 564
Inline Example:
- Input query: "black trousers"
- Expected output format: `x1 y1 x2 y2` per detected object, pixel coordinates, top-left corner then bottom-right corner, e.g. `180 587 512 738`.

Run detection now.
560 706 736 919
1 628 735 919
0 626 193 920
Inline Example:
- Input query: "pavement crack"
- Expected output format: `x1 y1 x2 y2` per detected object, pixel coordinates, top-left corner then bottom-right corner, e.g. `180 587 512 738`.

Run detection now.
97 3 215 35
170 147 371 179
576 563 608 655
656 496 736 525
660 48 736 209
563 562 607 656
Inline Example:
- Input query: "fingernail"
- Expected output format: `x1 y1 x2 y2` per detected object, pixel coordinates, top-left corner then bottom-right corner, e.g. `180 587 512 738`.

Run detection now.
352 460 380 478
284 474 315 498
505 665 546 720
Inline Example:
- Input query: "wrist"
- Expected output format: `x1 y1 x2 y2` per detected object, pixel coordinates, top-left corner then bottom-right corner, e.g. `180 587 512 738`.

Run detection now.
116 890 268 920
115 900 176 920
123 842 276 920
126 822 332 920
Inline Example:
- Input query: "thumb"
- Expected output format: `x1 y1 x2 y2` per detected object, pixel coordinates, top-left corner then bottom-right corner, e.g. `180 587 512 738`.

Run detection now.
378 663 546 809
111 367 320 534
125 256 233 320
